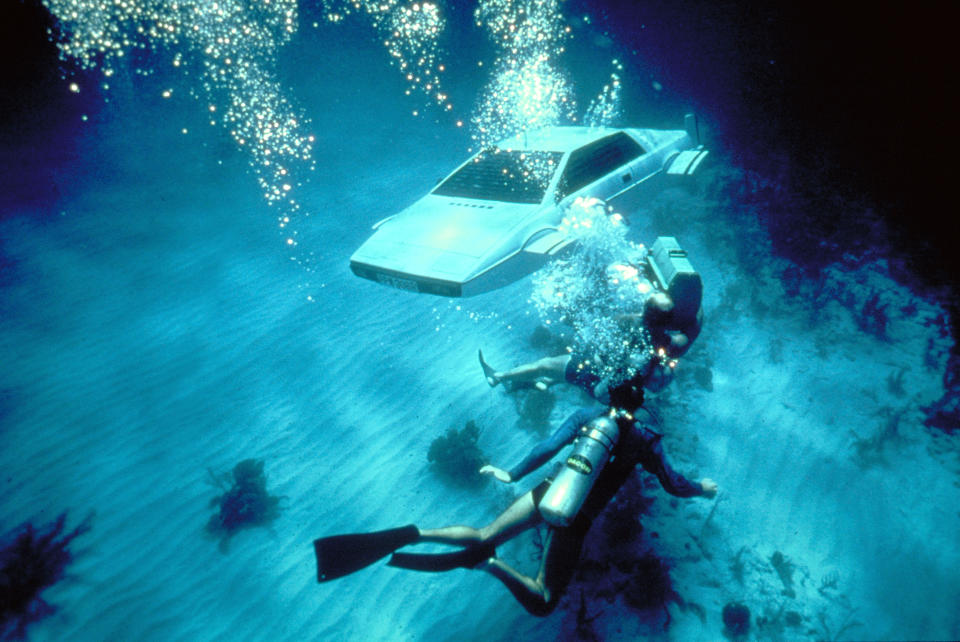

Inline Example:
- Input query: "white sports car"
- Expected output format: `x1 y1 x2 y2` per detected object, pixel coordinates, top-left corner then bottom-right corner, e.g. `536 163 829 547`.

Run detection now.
350 115 708 297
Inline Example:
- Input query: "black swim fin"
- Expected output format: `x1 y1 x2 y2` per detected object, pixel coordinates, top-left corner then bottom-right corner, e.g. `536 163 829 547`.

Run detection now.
387 544 495 573
314 524 419 582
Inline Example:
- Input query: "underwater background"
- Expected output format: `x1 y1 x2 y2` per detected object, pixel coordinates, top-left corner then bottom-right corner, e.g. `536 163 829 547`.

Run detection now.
1 1 958 640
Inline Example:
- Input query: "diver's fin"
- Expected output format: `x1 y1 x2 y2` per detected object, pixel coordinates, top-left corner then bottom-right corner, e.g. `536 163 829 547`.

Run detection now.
314 524 419 582
478 349 499 387
387 544 495 573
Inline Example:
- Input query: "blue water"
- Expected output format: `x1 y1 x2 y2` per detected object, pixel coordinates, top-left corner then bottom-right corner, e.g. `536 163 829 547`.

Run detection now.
2 2 959 641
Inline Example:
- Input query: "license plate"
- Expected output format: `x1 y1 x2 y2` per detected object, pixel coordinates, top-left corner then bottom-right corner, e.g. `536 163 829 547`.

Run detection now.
376 273 419 292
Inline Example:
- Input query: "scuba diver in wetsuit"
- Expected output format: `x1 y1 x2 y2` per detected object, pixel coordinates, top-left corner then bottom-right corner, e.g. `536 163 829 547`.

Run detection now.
478 236 704 400
313 379 717 616
478 289 701 397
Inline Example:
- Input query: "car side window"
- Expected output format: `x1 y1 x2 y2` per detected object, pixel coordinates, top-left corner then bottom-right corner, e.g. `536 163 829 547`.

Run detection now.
556 133 646 200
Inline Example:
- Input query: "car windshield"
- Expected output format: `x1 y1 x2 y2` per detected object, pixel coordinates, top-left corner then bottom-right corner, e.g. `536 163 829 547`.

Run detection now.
432 149 564 204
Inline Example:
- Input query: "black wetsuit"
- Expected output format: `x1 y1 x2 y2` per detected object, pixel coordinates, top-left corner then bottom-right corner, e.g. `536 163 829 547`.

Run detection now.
507 405 703 615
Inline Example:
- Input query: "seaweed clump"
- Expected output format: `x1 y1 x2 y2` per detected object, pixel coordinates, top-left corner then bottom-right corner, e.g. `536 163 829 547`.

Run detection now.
427 420 487 487
207 459 282 550
1 512 91 640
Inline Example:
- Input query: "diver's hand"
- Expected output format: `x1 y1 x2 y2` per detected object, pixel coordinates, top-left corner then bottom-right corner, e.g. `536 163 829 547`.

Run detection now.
479 465 512 483
700 478 718 498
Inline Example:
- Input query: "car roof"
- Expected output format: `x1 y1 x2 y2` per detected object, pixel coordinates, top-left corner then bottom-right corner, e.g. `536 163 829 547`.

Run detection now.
495 126 625 154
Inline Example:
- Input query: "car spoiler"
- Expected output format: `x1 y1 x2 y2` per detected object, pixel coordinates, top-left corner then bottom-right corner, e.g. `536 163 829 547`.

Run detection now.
663 114 708 177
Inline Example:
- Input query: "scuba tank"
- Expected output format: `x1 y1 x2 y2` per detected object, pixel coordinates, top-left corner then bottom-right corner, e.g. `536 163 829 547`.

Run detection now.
539 414 620 527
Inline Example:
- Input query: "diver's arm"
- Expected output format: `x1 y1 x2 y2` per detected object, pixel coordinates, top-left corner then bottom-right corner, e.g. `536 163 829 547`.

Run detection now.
507 407 601 482
639 428 706 498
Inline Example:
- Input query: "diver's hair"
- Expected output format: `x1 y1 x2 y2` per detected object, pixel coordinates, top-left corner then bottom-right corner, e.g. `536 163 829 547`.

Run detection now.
608 379 645 411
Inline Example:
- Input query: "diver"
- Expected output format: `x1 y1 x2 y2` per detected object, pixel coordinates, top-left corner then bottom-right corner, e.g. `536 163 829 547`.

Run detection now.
313 379 717 616
479 236 703 399
479 290 702 397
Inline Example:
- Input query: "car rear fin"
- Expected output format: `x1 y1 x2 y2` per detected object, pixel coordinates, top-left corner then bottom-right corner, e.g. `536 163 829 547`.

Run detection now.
665 149 710 176
684 113 700 145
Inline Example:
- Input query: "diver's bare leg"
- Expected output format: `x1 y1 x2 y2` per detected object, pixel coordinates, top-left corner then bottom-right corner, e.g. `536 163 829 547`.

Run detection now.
411 493 570 614
483 558 546 603
489 355 570 389
479 527 560 614
418 489 542 547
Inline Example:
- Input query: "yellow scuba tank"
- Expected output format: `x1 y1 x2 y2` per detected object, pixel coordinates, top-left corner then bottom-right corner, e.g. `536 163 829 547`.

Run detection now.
539 414 620 527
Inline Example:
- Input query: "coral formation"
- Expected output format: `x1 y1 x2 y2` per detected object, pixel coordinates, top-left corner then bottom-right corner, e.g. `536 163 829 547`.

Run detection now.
621 552 674 611
816 606 863 641
426 420 487 487
721 601 751 637
818 570 840 595
0 512 91 640
691 363 714 392
769 550 796 598
570 502 682 625
573 591 602 642
513 388 555 435
885 367 908 397
783 609 803 627
527 324 570 354
598 475 653 551
923 393 959 434
922 355 960 434
855 291 890 339
754 603 798 640
849 406 908 468
720 543 867 642
207 459 282 550
729 546 748 585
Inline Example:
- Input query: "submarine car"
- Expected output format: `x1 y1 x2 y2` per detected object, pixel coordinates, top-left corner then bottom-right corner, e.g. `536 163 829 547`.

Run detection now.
350 115 708 297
